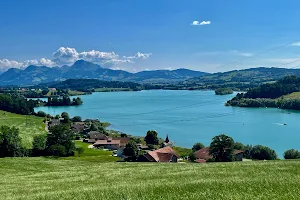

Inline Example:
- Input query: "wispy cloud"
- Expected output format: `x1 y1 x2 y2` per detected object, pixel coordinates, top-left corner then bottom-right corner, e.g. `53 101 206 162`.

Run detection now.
191 20 211 26
290 42 300 46
195 50 253 57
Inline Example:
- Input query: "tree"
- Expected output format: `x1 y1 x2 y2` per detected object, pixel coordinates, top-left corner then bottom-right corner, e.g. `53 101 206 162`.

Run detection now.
41 89 49 95
90 123 97 131
72 116 82 122
36 111 47 117
123 140 138 161
46 124 75 157
233 142 246 150
192 142 205 152
0 126 24 157
32 134 46 156
121 133 127 138
75 146 84 156
247 145 277 160
61 112 70 123
144 130 159 145
55 114 60 119
284 149 300 159
189 152 196 162
209 134 234 162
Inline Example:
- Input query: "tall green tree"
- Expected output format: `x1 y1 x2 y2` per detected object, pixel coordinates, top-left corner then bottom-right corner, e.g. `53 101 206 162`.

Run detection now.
46 124 75 157
32 134 47 156
192 142 205 152
144 130 159 145
61 112 70 123
209 134 234 162
0 126 24 157
123 140 138 161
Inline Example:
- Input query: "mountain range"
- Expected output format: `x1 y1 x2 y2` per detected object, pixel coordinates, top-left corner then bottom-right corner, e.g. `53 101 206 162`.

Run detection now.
0 60 208 86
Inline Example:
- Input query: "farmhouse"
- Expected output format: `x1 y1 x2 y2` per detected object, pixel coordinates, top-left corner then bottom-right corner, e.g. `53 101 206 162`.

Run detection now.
93 138 121 150
71 122 85 133
88 131 109 140
140 146 179 162
194 147 244 163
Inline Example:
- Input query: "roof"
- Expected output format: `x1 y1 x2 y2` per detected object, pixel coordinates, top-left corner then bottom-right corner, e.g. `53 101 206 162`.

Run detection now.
88 131 108 139
233 150 244 155
93 140 121 145
194 147 212 160
146 146 179 162
194 147 244 160
195 159 207 163
112 137 130 145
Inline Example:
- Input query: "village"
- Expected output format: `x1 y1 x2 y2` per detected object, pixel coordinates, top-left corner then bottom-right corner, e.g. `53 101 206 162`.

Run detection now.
47 115 245 163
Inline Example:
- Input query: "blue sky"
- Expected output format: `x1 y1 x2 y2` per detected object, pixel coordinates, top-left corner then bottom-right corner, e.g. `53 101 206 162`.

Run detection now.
1 0 300 73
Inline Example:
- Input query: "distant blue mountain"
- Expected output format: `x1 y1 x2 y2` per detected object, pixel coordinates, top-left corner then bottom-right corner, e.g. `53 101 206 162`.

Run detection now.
0 60 209 85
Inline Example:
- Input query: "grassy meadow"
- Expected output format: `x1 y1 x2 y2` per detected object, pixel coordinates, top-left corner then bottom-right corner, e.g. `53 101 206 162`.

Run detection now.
0 111 46 148
0 158 300 200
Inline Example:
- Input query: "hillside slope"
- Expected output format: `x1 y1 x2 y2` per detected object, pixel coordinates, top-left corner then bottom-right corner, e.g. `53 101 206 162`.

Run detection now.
185 67 300 88
0 158 299 199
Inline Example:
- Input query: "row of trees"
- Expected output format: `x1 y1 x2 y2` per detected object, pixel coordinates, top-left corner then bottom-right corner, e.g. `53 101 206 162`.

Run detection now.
0 94 36 115
0 124 77 158
190 134 278 162
46 96 83 106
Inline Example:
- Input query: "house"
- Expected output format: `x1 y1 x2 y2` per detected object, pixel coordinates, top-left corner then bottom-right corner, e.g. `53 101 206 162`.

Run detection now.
48 119 61 128
112 137 130 148
140 146 179 162
87 131 109 140
93 138 121 150
194 147 244 163
71 122 85 133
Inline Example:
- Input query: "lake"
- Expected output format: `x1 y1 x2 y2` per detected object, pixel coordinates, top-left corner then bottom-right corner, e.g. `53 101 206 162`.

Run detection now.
34 90 300 157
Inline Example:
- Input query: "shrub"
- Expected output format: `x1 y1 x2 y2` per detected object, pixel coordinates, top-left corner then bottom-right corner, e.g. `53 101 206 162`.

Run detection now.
37 111 47 117
284 149 300 159
249 145 277 160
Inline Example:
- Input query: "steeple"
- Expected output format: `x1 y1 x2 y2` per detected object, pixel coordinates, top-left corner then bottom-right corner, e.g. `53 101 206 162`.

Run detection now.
165 134 169 143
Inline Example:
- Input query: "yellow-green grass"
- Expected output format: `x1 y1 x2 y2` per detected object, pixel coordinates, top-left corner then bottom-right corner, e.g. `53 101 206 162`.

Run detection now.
67 90 86 96
0 111 46 148
279 92 300 100
0 158 300 199
62 141 120 162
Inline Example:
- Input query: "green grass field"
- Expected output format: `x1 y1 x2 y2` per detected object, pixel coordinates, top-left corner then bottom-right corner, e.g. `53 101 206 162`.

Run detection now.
0 111 46 148
0 158 300 200
279 92 300 100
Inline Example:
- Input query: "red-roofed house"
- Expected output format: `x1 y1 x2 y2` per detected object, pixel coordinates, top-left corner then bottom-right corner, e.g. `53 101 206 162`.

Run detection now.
141 146 179 162
194 147 244 163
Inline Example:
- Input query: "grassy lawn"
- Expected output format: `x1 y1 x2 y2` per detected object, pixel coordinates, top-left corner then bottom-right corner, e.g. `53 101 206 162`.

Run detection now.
0 158 300 199
62 141 120 162
0 111 46 148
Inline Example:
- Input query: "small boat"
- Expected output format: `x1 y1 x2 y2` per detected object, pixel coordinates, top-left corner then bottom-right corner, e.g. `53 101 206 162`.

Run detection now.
283 123 287 126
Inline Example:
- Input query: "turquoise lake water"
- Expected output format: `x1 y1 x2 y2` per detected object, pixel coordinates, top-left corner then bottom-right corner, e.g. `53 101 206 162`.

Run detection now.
34 90 300 157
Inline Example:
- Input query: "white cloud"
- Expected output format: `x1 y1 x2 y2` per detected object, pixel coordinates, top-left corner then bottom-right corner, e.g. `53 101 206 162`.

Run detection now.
0 47 152 72
195 50 253 57
191 20 211 26
123 52 152 60
290 42 300 46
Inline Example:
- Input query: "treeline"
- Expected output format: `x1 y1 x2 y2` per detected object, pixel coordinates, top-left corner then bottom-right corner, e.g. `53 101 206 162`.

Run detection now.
215 88 233 95
46 96 83 106
0 124 76 158
0 94 36 115
245 76 300 99
38 79 142 92
226 76 300 110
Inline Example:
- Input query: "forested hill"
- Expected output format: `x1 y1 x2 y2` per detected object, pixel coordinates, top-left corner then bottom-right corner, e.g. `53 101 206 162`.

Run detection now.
226 76 300 110
37 79 142 91
0 60 208 86
184 67 300 89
